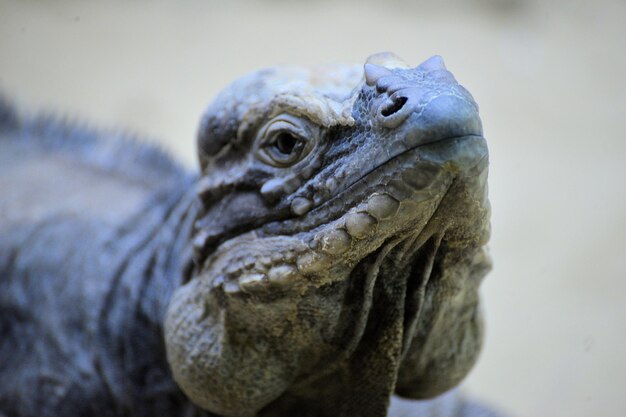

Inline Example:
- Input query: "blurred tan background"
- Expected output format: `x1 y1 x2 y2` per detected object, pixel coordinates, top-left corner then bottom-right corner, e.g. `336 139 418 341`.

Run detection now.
1 1 624 416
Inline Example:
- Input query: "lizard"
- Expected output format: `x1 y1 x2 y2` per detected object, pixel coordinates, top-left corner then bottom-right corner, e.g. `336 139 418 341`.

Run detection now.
0 52 497 417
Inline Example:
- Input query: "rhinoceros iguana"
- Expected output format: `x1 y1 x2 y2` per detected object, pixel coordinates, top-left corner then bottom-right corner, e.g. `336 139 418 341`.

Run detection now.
0 53 498 417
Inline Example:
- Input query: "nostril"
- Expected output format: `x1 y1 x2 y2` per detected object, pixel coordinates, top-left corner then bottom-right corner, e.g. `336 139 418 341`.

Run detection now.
380 96 408 117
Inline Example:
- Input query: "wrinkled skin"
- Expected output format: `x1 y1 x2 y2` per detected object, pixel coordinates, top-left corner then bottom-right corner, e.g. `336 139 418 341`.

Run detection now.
0 53 496 417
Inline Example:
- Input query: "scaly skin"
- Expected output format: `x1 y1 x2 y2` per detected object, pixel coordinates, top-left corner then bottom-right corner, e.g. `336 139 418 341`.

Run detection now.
0 53 497 417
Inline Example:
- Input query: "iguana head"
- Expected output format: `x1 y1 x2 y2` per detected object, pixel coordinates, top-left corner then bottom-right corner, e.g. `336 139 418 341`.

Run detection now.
165 53 491 417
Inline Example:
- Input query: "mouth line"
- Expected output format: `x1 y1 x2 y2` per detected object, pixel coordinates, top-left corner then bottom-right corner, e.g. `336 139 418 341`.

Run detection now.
343 133 483 194
256 134 480 240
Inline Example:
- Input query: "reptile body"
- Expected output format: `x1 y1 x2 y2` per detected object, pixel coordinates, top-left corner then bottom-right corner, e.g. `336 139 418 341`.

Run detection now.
0 53 498 417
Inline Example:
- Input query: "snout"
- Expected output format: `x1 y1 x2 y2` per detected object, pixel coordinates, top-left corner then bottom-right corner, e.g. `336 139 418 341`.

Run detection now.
365 55 483 147
401 94 483 147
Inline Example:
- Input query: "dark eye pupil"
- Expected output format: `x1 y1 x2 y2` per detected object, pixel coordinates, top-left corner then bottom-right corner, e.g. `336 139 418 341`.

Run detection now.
275 132 298 155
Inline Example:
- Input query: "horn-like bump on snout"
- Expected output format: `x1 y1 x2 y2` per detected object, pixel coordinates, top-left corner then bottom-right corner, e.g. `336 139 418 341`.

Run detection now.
364 63 394 87
416 55 447 72
365 52 411 69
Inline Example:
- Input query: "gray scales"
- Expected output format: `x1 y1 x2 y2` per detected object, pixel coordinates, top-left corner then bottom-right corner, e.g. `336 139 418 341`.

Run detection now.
0 53 499 417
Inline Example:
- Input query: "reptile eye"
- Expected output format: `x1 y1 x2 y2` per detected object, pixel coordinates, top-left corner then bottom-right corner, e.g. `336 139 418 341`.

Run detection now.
274 132 299 155
256 114 317 167
263 130 305 165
